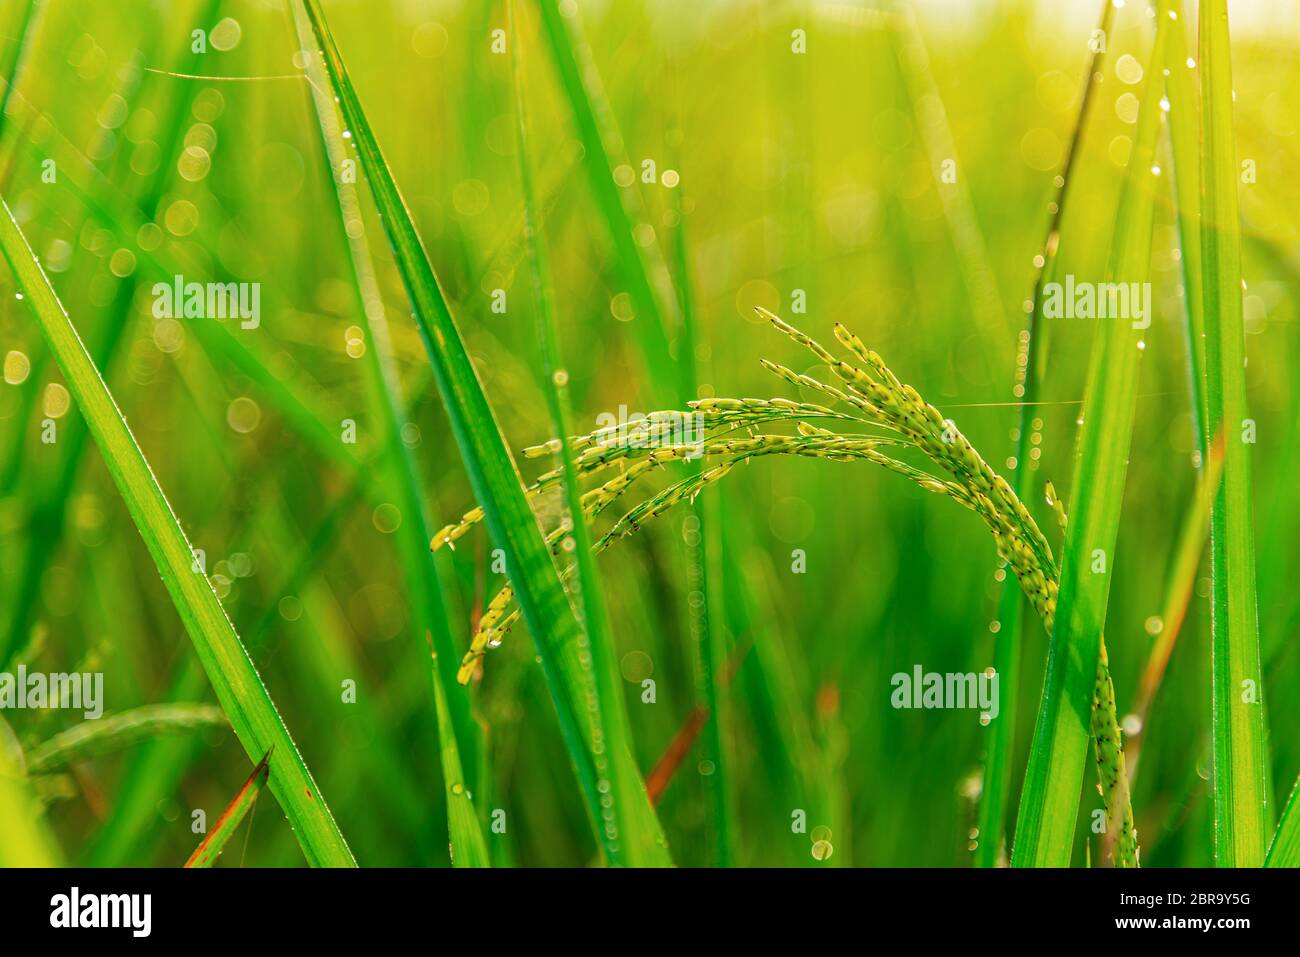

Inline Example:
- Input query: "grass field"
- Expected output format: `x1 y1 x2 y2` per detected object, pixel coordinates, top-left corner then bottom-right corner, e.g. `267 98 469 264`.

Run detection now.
1 0 1298 868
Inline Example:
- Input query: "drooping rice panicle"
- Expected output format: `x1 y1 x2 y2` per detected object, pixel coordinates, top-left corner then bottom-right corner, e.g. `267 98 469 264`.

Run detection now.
1091 642 1138 867
438 312 1138 865
435 402 893 552
458 432 943 678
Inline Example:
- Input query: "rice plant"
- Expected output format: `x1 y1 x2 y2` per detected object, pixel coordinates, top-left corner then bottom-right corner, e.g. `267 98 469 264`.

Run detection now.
0 0 1295 871
436 308 1140 867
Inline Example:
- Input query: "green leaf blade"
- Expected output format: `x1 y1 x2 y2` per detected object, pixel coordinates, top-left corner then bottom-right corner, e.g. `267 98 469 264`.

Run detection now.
1266 773 1300 867
298 0 670 866
0 196 355 868
1012 8 1168 867
289 0 488 867
1199 0 1271 868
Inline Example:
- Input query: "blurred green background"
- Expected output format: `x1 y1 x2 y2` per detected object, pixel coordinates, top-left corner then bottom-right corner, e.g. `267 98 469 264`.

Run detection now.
0 0 1297 866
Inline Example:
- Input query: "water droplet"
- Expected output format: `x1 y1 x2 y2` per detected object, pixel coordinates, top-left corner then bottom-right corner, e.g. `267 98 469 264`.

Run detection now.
3 350 31 385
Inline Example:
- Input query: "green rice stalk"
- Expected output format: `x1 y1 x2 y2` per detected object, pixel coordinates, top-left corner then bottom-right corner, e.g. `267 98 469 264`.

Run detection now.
297 0 670 865
509 0 658 866
1012 6 1167 867
428 637 489 867
289 0 487 865
978 0 1116 866
534 0 677 403
1199 0 1271 866
667 130 735 866
1163 0 1208 466
815 684 851 867
1031 484 1138 868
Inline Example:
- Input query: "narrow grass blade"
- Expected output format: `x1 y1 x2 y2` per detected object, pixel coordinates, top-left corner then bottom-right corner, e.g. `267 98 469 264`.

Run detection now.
297 0 670 865
1012 9 1167 867
0 195 355 867
977 0 1114 867
685 486 733 864
509 0 646 865
26 704 225 773
668 164 734 866
184 751 270 868
1163 0 1208 464
1199 0 1271 867
0 0 37 140
429 642 489 867
1266 774 1300 867
534 0 677 404
288 0 487 865
1126 430 1225 784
